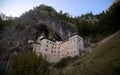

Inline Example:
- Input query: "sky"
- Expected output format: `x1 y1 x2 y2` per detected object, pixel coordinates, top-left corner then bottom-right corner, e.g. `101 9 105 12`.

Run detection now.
0 0 115 17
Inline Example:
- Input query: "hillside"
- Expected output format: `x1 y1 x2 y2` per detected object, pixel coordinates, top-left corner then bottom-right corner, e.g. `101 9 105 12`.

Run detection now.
0 1 120 75
60 31 120 75
0 5 79 74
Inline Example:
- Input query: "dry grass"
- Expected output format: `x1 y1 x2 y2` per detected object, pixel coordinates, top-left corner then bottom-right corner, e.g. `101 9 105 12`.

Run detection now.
63 31 120 75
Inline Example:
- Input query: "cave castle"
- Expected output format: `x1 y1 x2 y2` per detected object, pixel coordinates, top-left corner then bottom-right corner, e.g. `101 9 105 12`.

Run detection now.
31 35 85 63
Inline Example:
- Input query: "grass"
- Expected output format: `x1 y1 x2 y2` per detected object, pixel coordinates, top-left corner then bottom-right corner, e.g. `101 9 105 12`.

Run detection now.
62 31 120 75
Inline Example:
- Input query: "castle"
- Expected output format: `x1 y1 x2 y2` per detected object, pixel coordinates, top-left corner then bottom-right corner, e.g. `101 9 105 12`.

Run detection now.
32 35 84 63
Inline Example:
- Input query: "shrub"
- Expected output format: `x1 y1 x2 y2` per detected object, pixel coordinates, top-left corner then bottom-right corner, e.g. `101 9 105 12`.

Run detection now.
9 52 49 75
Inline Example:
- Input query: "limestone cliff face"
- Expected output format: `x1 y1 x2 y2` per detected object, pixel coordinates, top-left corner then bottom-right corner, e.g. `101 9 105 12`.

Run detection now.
0 4 78 50
0 4 78 74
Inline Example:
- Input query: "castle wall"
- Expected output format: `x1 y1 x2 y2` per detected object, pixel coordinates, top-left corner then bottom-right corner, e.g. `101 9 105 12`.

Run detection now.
33 35 84 63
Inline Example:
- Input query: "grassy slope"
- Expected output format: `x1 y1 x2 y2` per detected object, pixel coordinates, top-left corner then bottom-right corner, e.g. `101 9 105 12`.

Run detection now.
63 31 120 75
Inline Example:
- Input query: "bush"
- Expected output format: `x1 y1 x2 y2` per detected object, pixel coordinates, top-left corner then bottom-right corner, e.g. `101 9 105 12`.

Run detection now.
54 56 79 69
9 52 49 75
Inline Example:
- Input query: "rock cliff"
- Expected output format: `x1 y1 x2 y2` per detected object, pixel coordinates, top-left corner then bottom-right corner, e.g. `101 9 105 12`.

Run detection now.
0 4 78 74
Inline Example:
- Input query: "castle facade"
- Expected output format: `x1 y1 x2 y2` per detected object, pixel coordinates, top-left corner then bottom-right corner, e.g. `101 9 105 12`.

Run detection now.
32 35 84 63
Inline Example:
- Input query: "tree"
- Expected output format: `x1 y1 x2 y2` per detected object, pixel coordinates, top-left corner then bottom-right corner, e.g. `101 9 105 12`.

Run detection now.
9 52 49 75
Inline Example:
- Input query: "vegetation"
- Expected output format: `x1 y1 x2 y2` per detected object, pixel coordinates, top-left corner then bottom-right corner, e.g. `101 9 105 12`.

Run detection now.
9 52 49 75
1 0 119 42
53 56 79 69
63 31 120 75
0 19 12 34
56 0 120 42
0 0 120 75
74 0 120 42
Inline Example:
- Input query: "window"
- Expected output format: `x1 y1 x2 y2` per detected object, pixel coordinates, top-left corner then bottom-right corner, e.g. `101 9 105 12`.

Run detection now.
46 45 48 47
58 51 60 53
54 51 56 53
51 51 53 53
74 51 76 53
58 47 60 49
71 51 73 54
79 40 80 42
47 41 49 43
45 49 47 51
52 47 53 49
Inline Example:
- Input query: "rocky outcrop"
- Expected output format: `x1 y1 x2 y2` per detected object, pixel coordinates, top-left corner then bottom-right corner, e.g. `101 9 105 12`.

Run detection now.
0 4 78 74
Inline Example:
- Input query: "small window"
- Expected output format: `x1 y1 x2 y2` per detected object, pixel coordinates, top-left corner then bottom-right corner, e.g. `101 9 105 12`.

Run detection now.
47 41 49 43
54 51 56 53
74 51 76 53
46 45 48 47
52 47 53 49
58 51 60 53
51 51 53 53
71 52 73 54
45 49 47 51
